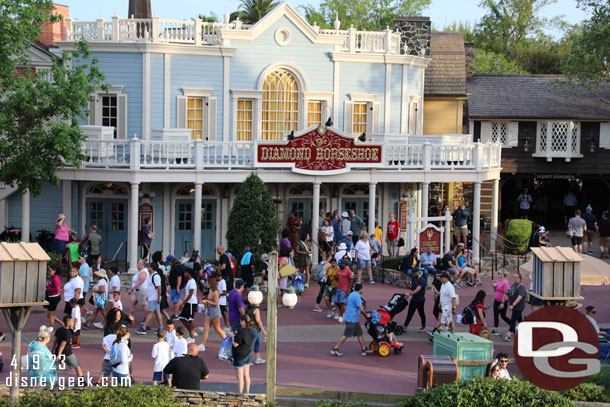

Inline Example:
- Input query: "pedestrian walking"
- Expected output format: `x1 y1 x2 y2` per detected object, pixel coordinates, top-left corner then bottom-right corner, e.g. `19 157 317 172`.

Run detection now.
355 232 374 285
240 246 256 290
63 267 83 318
581 205 598 255
136 264 164 335
428 272 457 336
199 276 226 352
568 209 587 254
44 265 63 328
467 290 488 335
296 234 313 288
217 246 234 290
78 256 91 316
598 210 610 258
349 209 364 247
403 268 427 333
166 255 184 318
177 269 198 341
85 269 108 329
491 269 511 336
517 188 532 219
286 211 302 254
231 315 255 394
228 280 246 332
54 213 76 271
106 266 121 312
129 260 149 316
330 283 374 357
140 218 154 261
96 326 117 384
152 329 172 385
27 325 57 383
69 298 81 348
84 225 103 271
501 273 527 342
52 316 84 378
110 327 132 383
331 259 353 323
245 302 267 364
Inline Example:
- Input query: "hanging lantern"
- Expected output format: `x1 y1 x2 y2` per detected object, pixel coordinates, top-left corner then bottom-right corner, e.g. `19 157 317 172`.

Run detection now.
248 285 263 306
282 287 298 309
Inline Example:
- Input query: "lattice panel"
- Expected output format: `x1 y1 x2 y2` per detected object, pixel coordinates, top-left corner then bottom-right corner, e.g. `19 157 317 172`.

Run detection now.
491 122 507 144
539 122 547 151
571 123 579 152
551 122 568 152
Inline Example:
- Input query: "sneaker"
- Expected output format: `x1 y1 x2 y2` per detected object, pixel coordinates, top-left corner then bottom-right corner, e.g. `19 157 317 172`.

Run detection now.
191 331 198 338
330 348 343 357
418 327 426 333
304 284 309 288
369 280 375 285
313 306 322 312
171 315 179 320
223 327 232 334
186 337 195 344
333 313 340 320
360 348 374 356
492 329 499 336
195 327 204 333
254 358 266 364
93 322 104 329
72 344 81 349
198 344 206 352
426 330 436 338
356 280 362 284
145 326 151 331
466 280 475 287
0 333 5 342
475 280 483 286
501 334 511 342
338 316 344 323
453 283 459 288
326 311 334 319
85 310 92 319
135 328 147 335
154 328 161 334
82 323 90 330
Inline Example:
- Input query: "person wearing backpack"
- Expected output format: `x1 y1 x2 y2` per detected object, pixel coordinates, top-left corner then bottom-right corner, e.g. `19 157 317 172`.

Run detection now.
465 290 487 335
110 327 132 383
501 273 527 342
135 264 163 335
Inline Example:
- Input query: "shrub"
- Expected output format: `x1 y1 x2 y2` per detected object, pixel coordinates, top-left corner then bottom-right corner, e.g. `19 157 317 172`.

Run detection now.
504 219 532 253
316 401 368 407
561 382 610 403
15 385 179 407
380 256 404 271
585 365 610 399
398 377 572 407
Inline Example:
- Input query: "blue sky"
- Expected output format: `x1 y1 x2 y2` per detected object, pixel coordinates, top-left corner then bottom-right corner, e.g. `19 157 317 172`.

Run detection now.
58 0 589 35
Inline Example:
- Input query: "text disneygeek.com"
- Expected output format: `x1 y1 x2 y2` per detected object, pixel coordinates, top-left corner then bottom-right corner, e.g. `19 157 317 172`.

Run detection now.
5 373 132 389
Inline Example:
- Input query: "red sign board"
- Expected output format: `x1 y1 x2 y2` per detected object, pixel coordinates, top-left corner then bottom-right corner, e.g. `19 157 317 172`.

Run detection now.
398 200 408 232
257 127 382 174
419 225 441 255
139 203 154 233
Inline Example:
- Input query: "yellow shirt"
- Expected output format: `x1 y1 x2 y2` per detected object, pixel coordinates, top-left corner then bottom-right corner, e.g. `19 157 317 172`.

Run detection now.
374 227 383 245
326 266 339 287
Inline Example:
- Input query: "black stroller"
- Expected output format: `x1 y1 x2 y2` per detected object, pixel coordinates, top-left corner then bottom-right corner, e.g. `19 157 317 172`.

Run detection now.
365 293 408 357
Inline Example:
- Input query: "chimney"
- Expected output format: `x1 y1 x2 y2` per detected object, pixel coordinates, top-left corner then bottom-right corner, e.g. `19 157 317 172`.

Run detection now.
394 17 431 57
38 3 70 48
129 0 152 18
465 43 475 78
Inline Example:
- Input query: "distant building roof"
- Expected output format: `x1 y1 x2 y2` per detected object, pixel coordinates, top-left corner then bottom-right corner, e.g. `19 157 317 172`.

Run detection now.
467 74 610 120
424 32 466 97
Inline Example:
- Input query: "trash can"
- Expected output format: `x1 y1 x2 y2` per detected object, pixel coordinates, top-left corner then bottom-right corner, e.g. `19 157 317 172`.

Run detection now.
416 355 458 389
433 332 493 379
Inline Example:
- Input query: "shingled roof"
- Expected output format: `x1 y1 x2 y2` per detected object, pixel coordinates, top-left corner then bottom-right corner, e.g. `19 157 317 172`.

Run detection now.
424 32 467 97
467 75 610 120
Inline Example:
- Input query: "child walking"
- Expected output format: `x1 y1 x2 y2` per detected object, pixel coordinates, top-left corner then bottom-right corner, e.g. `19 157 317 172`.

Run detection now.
69 298 82 349
173 327 187 358
151 329 172 385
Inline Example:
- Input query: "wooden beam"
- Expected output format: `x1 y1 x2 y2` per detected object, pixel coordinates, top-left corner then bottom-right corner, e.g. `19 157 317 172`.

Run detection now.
266 250 279 403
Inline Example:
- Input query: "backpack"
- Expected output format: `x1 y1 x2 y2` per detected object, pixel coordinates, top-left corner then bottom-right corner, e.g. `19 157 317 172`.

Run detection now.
461 306 476 325
78 238 91 258
109 343 120 368
229 257 237 277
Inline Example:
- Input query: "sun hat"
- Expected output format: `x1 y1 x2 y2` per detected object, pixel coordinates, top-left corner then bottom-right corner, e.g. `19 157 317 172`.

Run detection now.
94 269 108 279
338 242 347 250
341 211 348 218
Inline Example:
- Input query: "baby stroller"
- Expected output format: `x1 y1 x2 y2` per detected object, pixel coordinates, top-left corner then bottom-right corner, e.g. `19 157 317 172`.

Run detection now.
365 293 408 357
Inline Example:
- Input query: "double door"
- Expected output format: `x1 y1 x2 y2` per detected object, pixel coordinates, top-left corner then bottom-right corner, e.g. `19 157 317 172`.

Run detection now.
86 199 128 260
174 199 216 260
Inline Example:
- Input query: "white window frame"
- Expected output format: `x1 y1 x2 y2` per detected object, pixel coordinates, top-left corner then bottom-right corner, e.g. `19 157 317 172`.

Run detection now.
408 95 421 135
533 120 583 162
303 92 332 129
344 93 380 135
177 88 217 141
88 85 127 139
230 90 264 141
600 122 610 149
480 121 518 147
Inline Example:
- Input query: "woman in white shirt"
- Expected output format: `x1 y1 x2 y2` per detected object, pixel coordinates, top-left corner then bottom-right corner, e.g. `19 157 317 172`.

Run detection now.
320 219 334 255
106 267 122 311
354 232 374 285
86 269 108 330
586 306 608 338
111 327 132 383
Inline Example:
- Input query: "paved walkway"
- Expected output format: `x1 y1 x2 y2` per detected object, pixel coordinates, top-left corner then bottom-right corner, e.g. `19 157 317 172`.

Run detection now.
0 272 607 395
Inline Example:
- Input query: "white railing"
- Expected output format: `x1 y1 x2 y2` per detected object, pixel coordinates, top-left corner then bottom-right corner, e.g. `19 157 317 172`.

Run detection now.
532 121 583 162
65 15 401 54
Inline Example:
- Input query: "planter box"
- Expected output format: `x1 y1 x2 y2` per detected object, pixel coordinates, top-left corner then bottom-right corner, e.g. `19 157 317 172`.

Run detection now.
433 332 493 380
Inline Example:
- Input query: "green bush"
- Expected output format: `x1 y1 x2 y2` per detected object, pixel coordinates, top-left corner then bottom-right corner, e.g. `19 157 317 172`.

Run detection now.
505 219 532 253
585 365 610 399
398 377 572 407
561 382 610 403
14 385 179 407
380 256 404 271
316 401 368 407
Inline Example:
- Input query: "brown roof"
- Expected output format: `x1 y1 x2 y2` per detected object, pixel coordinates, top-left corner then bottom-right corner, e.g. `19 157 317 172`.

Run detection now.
424 32 467 96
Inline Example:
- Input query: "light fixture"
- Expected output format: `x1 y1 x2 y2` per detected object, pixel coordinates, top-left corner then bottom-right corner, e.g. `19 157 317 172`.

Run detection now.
524 137 529 152
287 130 295 141
325 117 333 127
282 286 298 309
590 136 595 153
359 132 366 142
247 285 263 306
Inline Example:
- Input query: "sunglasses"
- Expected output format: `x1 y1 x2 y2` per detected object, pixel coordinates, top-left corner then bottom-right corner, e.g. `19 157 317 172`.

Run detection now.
500 360 509 363
591 310 597 314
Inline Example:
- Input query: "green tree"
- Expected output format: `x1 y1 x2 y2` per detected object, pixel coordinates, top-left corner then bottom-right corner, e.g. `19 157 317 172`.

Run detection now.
509 35 570 74
560 0 610 104
299 0 431 31
226 173 278 262
440 21 476 43
474 48 529 74
234 0 279 24
0 0 105 196
198 13 219 22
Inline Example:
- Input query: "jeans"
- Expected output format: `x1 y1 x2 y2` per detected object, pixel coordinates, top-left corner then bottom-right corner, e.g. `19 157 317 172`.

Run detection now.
230 321 242 333
251 329 261 353
493 299 511 328
421 266 436 282
404 300 426 328
509 309 523 334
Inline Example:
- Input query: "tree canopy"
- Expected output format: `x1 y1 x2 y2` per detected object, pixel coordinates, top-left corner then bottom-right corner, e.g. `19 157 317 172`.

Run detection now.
232 0 279 24
0 0 105 196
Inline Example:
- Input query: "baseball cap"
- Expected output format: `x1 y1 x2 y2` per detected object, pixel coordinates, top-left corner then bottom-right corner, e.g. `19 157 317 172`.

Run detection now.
347 230 353 235
165 255 175 263
261 253 269 260
338 242 347 250
341 211 349 217
586 205 593 210
538 226 546 233
440 272 450 279
235 279 245 288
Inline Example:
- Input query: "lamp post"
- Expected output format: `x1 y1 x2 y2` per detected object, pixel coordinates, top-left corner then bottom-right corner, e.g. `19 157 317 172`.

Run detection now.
266 251 278 403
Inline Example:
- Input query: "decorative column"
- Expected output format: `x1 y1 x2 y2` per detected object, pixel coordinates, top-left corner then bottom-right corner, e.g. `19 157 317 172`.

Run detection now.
473 181 481 263
162 183 170 256
128 183 139 274
444 207 451 255
312 181 321 265
193 182 203 256
21 191 30 242
421 182 429 224
491 179 499 252
368 182 376 236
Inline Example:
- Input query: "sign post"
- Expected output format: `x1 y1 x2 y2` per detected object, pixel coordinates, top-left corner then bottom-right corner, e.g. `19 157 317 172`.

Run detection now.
266 250 279 403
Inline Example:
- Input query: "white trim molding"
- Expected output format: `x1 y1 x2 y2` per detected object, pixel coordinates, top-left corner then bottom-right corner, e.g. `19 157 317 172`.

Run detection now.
230 90 264 141
349 93 377 102
330 52 430 67
274 27 292 46
142 53 150 140
181 88 214 98
257 62 310 92
164 54 171 128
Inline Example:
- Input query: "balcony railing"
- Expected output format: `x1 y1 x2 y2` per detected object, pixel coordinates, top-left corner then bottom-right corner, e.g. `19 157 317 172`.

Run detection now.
79 128 502 172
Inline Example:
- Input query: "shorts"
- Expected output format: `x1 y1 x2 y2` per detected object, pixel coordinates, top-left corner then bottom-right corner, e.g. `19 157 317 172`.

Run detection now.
343 322 363 338
179 303 197 321
600 236 610 247
100 359 113 376
325 286 336 298
153 371 170 382
170 289 182 303
53 239 68 255
440 305 453 325
357 259 371 269
206 305 221 320
332 289 347 304
44 295 61 311
132 289 147 305
571 236 583 246
454 225 468 239
88 254 100 264
63 302 72 315
242 272 254 288
64 353 80 369
233 353 252 368
77 297 85 307
220 305 227 314
148 300 160 312
387 238 398 247
583 230 594 243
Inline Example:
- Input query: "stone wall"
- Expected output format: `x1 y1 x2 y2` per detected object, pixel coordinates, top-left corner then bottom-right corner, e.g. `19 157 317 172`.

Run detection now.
173 389 265 406
394 17 431 57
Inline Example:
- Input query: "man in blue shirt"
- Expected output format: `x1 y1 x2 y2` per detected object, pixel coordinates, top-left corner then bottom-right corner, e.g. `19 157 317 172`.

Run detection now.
419 246 437 283
452 204 470 245
581 205 598 255
330 283 373 357
78 255 90 308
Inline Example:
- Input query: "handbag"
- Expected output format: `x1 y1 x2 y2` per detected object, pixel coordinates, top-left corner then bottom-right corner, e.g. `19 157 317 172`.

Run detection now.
279 264 295 278
565 229 574 238
217 335 233 363
95 293 107 309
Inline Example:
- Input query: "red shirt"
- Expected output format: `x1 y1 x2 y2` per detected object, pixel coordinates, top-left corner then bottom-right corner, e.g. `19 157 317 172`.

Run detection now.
287 217 301 233
387 220 400 240
46 274 61 297
469 303 486 335
336 267 353 292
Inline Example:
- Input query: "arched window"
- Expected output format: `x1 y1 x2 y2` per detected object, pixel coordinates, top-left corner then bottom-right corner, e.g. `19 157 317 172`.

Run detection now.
262 70 299 140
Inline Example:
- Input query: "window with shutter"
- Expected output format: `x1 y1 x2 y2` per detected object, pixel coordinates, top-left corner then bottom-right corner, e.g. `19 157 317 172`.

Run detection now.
88 86 127 139
353 102 367 134
237 99 253 141
187 97 204 140
307 101 322 127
